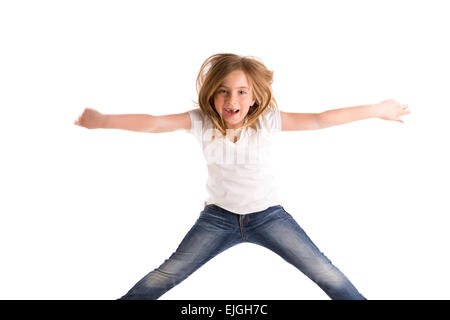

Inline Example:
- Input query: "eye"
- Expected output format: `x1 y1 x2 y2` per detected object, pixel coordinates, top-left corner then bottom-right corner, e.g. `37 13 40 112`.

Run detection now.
239 90 247 95
218 89 228 94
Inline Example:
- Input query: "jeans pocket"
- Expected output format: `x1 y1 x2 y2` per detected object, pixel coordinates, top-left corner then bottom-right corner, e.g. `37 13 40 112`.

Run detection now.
277 206 293 220
202 206 229 221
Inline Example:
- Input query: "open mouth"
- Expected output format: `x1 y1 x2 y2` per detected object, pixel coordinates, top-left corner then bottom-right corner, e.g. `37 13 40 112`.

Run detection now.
225 108 240 116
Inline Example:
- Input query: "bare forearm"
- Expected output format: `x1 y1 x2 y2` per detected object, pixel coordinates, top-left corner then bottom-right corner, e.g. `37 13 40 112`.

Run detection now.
317 104 378 129
104 114 159 132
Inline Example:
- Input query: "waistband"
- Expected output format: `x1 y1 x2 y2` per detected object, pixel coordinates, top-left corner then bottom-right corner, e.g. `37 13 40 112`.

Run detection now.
204 203 283 216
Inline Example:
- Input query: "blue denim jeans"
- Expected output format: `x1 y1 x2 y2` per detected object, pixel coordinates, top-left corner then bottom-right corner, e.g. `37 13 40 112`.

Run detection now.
119 204 366 300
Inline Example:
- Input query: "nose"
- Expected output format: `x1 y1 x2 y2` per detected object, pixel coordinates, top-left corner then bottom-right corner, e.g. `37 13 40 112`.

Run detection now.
226 91 238 106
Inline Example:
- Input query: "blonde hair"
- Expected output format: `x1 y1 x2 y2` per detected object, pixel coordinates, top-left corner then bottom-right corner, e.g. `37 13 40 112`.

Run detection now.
195 53 278 136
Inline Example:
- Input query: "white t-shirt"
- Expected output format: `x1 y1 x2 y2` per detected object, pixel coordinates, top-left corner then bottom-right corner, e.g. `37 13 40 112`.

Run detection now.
187 108 282 215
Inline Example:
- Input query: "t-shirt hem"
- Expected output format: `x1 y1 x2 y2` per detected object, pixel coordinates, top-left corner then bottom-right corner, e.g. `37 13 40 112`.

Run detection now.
204 200 282 215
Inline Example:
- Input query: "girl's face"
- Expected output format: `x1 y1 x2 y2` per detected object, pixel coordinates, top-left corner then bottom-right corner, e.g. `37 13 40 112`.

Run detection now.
213 69 256 130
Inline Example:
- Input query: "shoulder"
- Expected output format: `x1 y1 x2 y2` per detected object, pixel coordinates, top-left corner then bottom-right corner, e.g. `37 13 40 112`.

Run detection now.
187 108 203 122
259 108 282 132
187 108 215 139
187 108 215 127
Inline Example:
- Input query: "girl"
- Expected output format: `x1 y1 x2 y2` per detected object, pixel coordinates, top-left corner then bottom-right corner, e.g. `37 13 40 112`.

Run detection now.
74 53 410 300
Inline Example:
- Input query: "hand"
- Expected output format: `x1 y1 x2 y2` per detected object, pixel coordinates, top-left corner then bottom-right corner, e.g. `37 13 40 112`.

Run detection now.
74 108 107 129
374 99 411 123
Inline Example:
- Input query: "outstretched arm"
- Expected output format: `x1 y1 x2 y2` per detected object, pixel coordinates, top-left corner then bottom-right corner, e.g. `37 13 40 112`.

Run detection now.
317 99 411 128
74 108 191 133
280 99 411 131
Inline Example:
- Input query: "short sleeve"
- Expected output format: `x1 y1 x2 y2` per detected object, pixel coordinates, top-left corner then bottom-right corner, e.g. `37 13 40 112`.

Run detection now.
261 109 282 133
187 108 204 142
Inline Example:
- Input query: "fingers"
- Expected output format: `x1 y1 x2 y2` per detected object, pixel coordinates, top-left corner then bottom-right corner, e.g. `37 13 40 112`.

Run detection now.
400 104 411 116
74 107 100 128
397 105 411 123
74 111 84 126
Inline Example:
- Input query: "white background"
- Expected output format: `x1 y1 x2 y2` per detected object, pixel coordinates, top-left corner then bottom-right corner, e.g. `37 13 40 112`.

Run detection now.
1 0 449 300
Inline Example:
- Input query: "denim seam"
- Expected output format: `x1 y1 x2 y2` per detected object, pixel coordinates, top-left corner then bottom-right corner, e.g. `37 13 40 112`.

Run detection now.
239 216 247 242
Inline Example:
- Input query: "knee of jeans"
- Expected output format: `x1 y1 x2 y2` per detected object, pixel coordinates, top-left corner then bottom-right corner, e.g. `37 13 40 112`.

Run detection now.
307 258 346 285
153 254 203 282
152 263 190 283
